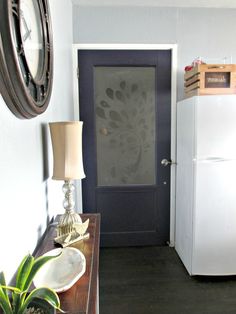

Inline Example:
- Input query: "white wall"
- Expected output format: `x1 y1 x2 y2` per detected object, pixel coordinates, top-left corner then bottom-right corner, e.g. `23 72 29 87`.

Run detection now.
0 0 74 282
72 6 236 100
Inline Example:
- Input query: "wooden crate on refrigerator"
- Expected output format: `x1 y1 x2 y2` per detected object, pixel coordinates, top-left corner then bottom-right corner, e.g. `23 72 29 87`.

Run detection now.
184 64 236 98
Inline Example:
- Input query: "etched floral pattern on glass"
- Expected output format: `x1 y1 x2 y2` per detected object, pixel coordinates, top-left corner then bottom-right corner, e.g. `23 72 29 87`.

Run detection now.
94 67 156 186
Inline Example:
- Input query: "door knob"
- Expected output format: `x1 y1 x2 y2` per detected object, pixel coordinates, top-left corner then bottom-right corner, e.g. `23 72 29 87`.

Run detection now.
161 159 176 166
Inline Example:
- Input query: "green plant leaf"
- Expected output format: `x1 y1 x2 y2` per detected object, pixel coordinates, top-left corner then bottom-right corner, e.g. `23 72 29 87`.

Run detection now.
0 253 62 314
23 253 61 291
13 254 34 314
19 287 63 314
0 286 21 294
0 286 12 314
0 272 8 299
16 254 34 290
0 272 6 286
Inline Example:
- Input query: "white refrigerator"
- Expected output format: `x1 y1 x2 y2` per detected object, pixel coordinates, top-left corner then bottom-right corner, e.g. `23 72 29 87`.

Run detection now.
175 95 236 275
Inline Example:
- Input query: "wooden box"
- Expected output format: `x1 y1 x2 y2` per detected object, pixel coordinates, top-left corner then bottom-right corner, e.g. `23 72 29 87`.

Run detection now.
184 64 236 98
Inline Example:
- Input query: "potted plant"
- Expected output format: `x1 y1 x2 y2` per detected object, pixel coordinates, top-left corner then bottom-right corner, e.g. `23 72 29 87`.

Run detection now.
0 252 63 314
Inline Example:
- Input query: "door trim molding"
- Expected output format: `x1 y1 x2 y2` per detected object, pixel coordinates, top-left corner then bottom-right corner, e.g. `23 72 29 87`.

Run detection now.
72 43 177 247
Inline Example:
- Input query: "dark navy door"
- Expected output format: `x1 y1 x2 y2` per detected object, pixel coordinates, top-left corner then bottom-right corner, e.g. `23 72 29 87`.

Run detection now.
78 50 171 247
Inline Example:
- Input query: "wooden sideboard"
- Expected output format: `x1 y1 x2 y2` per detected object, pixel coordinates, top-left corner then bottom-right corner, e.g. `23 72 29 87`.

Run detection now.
34 213 100 314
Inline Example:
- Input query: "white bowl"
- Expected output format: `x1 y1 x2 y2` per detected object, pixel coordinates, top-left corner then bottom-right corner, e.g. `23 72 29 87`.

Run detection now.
33 247 86 293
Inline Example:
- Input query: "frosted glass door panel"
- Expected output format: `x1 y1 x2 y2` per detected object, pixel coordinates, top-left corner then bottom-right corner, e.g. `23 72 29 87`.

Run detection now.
94 67 156 186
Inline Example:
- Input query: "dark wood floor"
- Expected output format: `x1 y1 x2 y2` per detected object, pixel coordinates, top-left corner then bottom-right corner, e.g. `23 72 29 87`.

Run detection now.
99 246 236 314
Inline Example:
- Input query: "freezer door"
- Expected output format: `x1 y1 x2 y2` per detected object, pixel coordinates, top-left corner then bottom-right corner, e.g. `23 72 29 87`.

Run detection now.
192 159 236 275
196 95 236 159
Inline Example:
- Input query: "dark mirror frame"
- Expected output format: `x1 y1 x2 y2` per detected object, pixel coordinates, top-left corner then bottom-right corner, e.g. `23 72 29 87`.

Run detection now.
0 0 53 119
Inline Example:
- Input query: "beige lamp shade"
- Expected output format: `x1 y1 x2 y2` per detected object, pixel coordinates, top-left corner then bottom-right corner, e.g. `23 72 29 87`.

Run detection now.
49 121 85 180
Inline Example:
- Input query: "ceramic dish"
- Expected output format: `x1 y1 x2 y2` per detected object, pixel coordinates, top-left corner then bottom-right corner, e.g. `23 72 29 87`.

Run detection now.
33 247 86 293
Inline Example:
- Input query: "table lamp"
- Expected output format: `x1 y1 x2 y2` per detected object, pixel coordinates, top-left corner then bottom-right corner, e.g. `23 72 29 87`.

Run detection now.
49 121 89 246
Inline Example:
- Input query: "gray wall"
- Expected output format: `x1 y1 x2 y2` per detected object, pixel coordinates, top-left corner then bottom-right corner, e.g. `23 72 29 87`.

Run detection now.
73 6 236 100
0 0 74 281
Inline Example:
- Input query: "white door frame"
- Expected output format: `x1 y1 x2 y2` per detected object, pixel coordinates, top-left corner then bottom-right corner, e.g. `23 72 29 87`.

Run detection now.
72 43 177 247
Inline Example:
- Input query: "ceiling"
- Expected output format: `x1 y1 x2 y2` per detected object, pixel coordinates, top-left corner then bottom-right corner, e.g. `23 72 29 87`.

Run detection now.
71 0 236 7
